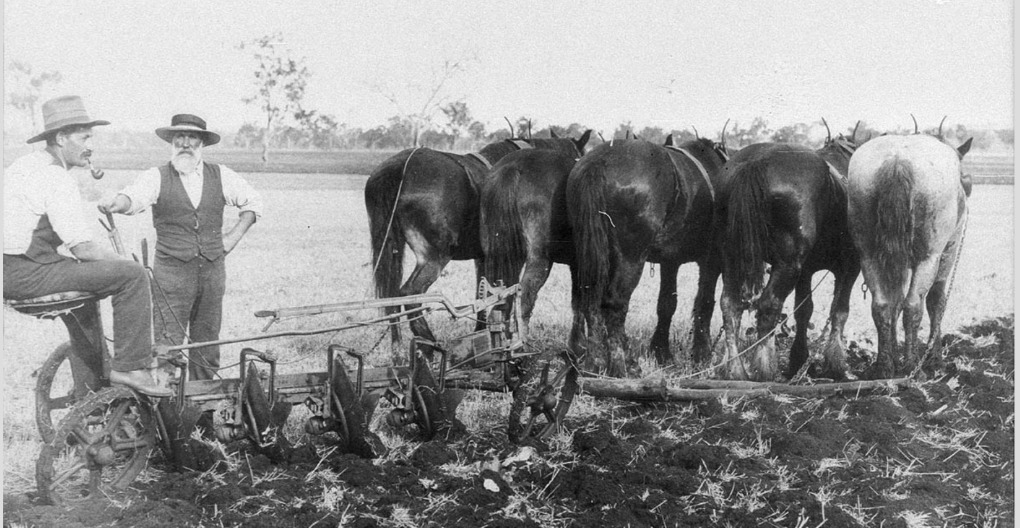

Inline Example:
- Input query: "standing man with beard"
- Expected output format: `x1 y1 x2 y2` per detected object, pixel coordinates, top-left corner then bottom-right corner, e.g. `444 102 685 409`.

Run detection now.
101 114 263 381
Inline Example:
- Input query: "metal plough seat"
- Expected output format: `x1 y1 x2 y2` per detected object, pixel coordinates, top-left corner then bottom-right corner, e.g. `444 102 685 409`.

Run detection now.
5 290 97 318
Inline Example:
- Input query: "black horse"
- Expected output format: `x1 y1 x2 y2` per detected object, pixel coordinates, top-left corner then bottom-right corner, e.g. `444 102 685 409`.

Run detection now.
365 131 591 351
479 148 583 339
716 128 860 381
567 137 730 377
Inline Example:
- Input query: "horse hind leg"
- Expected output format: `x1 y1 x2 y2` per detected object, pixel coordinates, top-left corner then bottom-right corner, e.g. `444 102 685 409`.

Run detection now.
861 256 903 379
903 254 944 375
650 261 681 367
400 236 451 363
750 262 800 382
690 256 721 364
603 259 644 377
719 273 750 380
787 275 814 378
925 227 965 353
818 266 858 381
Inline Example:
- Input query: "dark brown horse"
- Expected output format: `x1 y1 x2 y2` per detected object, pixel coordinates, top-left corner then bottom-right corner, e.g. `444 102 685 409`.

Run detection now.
847 132 972 378
479 148 582 338
365 132 591 349
566 137 730 377
716 129 860 381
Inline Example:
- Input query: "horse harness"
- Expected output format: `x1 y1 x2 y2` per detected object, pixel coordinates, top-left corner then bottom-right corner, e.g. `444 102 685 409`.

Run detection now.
453 139 536 194
664 145 716 203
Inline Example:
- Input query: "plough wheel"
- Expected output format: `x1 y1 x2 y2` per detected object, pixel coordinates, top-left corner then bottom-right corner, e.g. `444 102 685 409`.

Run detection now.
411 359 448 440
330 358 383 458
508 350 579 442
35 386 155 505
242 363 292 462
35 342 89 444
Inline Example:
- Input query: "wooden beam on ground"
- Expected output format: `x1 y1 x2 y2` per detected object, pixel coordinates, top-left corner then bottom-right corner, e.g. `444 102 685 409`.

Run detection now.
577 377 912 402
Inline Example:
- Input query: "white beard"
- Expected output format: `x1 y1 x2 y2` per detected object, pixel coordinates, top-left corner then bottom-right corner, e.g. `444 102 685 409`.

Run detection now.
171 151 200 174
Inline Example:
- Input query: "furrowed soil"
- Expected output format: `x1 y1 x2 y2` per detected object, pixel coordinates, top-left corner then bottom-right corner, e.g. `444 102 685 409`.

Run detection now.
5 316 1013 527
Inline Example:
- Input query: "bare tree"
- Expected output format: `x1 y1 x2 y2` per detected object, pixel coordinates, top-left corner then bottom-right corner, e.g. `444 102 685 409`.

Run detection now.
238 33 310 164
371 58 473 148
5 61 62 133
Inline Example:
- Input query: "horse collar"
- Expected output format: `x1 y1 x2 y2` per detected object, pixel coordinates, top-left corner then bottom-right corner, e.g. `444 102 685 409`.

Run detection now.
467 152 493 170
835 139 855 157
825 161 846 180
507 139 533 151
665 146 716 202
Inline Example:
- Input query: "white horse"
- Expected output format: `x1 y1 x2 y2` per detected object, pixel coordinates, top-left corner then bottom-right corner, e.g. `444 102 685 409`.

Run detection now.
847 133 973 378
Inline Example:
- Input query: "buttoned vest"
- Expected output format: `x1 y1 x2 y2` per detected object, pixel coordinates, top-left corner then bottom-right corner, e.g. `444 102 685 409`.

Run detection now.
152 162 225 262
23 215 67 264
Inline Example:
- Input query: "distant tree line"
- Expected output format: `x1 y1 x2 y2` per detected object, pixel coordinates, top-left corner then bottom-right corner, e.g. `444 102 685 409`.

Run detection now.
217 112 1013 152
5 47 1013 153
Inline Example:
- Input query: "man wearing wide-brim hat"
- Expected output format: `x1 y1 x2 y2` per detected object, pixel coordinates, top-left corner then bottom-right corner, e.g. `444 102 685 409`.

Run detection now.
102 114 263 381
4 95 171 397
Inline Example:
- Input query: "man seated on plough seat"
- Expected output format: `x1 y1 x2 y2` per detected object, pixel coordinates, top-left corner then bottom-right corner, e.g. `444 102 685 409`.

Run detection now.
3 95 171 398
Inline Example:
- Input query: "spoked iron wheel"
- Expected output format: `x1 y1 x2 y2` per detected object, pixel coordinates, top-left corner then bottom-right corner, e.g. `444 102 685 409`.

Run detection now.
241 363 293 462
329 357 383 458
35 386 155 505
35 342 89 444
508 349 580 443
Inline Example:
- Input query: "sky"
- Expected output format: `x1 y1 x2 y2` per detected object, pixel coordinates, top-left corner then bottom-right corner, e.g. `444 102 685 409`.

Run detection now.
3 0 1014 140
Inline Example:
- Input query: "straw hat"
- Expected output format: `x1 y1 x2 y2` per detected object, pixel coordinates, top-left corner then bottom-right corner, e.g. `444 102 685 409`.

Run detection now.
155 114 221 146
26 95 110 144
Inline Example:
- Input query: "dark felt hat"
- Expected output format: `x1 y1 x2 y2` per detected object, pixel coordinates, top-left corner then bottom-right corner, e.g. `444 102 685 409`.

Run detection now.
155 114 221 146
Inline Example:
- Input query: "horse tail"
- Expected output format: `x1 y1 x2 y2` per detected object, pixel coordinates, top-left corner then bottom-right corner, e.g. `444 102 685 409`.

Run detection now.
481 168 527 288
570 163 612 319
365 152 410 301
872 157 914 287
725 159 771 298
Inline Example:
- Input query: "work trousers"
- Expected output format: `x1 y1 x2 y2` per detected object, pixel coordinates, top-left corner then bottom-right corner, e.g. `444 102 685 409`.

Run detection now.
151 254 225 381
3 254 154 371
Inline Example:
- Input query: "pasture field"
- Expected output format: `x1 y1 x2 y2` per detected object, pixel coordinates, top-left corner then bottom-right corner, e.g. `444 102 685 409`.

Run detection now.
1 147 396 176
2 146 1013 180
2 170 1014 527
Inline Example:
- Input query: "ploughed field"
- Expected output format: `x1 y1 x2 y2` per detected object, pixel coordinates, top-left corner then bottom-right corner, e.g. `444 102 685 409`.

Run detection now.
3 169 1014 527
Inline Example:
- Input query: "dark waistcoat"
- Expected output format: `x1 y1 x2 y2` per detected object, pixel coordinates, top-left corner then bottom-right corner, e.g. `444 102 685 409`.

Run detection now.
23 215 66 264
23 156 72 264
153 162 225 262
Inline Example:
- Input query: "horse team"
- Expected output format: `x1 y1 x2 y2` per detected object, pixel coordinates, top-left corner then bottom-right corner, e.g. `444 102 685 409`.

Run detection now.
365 121 974 383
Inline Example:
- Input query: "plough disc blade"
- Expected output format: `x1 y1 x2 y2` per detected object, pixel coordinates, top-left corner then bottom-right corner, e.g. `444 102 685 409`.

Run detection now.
242 363 293 462
330 359 383 458
155 399 210 471
411 360 450 440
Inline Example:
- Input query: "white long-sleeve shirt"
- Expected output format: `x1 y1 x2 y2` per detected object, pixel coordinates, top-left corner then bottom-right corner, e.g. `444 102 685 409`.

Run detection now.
4 151 94 254
118 161 263 219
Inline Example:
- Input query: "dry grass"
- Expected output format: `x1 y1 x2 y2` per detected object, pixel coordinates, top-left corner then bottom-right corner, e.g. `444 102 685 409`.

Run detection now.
2 170 1013 522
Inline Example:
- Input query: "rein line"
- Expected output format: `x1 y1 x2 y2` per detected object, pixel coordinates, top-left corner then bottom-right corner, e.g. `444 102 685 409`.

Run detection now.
681 270 833 380
367 148 419 297
908 206 969 379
